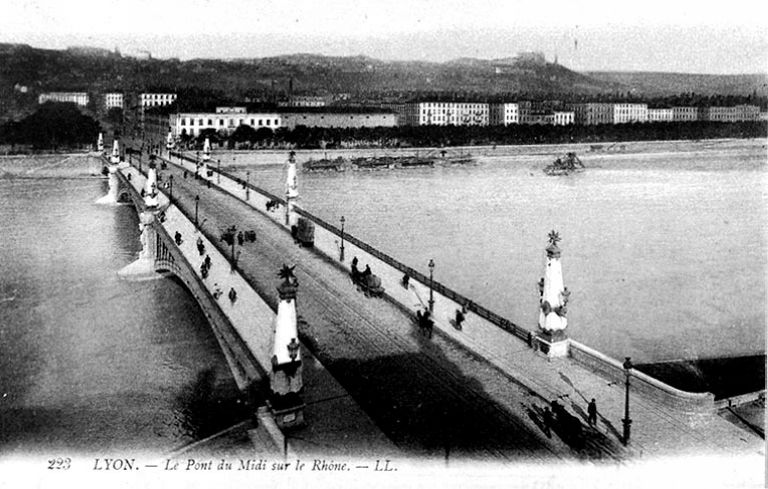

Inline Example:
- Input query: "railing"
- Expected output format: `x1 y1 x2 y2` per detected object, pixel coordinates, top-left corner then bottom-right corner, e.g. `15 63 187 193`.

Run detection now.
168 150 533 341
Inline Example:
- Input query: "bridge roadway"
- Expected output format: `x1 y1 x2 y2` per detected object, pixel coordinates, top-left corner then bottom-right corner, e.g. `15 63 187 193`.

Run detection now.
139 155 584 462
124 147 763 477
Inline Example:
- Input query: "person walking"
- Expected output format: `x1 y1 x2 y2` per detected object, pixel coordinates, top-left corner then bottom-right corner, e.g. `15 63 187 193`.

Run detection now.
588 398 598 427
542 406 553 438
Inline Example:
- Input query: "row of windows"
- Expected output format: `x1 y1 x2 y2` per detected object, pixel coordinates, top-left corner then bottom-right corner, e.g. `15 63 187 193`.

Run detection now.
179 118 279 127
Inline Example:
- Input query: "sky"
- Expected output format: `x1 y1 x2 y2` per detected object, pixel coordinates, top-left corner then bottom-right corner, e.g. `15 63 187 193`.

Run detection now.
3 0 767 74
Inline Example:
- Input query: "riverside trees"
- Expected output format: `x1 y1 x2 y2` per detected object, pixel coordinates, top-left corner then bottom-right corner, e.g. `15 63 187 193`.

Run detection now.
0 102 101 150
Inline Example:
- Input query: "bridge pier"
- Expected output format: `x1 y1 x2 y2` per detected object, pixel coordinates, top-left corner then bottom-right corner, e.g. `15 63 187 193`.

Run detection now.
95 165 121 204
118 211 164 281
96 140 130 205
118 159 165 281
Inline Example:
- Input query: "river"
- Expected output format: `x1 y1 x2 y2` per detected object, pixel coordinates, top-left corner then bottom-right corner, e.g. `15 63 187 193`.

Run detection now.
226 139 767 364
0 163 246 456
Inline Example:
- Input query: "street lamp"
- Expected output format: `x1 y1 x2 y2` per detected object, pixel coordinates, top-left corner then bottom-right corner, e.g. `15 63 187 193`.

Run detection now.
428 258 435 313
169 174 173 202
221 225 240 271
217 159 221 184
339 216 346 262
622 357 633 446
246 171 250 200
194 195 200 227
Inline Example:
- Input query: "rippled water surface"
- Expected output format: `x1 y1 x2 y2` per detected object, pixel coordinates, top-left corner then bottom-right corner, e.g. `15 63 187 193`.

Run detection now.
239 141 767 363
0 171 243 455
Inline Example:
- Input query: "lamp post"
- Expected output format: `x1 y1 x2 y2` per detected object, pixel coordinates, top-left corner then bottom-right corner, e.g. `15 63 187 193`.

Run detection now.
622 357 633 446
217 159 221 184
246 171 250 200
339 216 346 262
194 195 200 228
169 174 173 203
428 258 435 313
222 225 239 271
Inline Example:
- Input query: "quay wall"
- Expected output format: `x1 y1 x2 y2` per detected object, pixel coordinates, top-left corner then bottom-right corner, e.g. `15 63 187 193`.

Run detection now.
116 165 274 396
163 151 718 413
569 340 715 414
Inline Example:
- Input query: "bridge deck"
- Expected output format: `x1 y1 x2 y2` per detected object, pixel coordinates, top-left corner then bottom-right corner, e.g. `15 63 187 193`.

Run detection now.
122 147 763 478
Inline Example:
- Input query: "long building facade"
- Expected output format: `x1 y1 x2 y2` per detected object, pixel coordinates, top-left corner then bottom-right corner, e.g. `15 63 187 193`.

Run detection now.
171 109 282 137
401 102 489 126
648 108 674 122
280 109 396 129
490 103 521 125
613 103 648 124
572 103 614 125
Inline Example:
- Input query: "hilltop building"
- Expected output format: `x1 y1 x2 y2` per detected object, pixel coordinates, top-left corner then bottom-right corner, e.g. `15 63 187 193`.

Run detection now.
38 92 89 107
104 92 124 109
139 93 177 109
278 96 329 108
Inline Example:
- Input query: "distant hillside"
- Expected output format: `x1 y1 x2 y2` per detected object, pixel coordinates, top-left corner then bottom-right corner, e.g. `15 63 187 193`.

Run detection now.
587 71 768 96
0 43 620 106
0 42 764 122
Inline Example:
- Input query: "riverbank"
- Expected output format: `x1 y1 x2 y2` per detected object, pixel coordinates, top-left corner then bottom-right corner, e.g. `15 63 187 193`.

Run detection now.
636 355 766 400
195 137 767 168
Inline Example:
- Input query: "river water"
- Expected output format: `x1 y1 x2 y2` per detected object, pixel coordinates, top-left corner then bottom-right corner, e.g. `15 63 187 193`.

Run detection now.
233 140 767 364
0 167 245 456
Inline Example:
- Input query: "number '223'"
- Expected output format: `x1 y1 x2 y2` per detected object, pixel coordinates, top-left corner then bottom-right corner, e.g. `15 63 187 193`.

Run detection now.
47 457 71 470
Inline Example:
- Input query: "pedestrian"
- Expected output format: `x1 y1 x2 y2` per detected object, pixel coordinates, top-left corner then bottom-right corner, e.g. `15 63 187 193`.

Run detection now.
588 398 598 426
542 407 553 438
204 255 211 268
237 231 244 246
455 304 466 329
228 287 237 303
